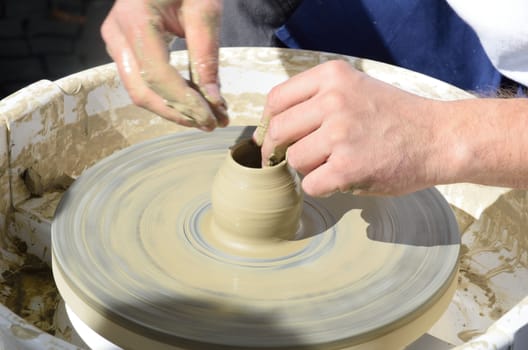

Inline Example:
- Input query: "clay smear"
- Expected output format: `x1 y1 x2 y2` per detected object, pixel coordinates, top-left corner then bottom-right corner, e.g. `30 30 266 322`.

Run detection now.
454 189 528 341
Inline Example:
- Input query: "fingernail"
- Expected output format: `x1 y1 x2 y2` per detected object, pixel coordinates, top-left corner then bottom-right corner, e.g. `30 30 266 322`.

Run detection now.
198 125 215 132
203 83 222 104
215 104 229 127
320 191 337 198
343 186 363 196
217 118 229 128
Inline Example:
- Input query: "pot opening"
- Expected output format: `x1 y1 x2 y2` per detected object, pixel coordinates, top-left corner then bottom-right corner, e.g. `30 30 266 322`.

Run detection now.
231 139 262 168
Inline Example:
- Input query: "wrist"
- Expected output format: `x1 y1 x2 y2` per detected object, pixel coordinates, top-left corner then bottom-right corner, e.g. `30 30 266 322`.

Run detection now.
422 99 473 187
429 97 528 188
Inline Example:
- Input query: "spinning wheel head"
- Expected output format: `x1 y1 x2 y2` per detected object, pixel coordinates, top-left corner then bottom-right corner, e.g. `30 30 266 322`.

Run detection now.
52 127 460 349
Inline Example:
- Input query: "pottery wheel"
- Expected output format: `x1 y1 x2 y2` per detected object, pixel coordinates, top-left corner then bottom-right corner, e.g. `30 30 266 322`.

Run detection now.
52 126 460 349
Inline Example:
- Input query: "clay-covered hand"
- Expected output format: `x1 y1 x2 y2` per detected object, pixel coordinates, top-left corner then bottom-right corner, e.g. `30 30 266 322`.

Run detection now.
101 0 227 131
258 60 450 197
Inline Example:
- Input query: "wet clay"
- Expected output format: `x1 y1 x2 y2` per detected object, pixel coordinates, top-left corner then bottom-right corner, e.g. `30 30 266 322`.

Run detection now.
445 189 528 343
52 127 460 349
1 237 59 336
465 191 527 292
210 139 303 256
22 168 74 198
457 329 485 343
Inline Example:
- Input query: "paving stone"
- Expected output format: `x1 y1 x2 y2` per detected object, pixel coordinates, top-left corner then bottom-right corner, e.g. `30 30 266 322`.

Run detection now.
0 39 30 56
0 19 24 38
4 0 49 18
28 17 80 37
0 57 44 81
30 36 74 55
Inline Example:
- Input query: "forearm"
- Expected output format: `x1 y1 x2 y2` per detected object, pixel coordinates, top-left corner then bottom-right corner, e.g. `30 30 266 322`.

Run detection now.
432 97 528 188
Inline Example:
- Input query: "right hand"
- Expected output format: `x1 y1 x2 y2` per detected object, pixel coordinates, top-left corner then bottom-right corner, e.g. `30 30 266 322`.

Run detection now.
101 0 227 131
258 60 447 197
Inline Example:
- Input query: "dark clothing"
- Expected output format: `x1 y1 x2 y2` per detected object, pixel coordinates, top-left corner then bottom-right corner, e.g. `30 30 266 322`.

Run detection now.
171 0 302 49
172 0 525 94
275 0 502 93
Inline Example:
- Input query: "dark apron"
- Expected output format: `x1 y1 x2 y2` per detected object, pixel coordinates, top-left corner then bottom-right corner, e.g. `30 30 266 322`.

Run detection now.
275 0 516 93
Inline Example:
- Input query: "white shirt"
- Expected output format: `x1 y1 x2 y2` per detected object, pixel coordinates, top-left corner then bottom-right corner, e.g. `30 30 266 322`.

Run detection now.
447 0 528 86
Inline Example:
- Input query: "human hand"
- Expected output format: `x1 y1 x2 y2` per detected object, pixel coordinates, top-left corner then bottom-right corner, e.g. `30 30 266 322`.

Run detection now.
101 0 227 131
258 60 451 197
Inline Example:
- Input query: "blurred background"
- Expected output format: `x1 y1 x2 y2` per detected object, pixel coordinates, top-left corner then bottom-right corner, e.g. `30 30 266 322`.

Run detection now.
0 0 302 100
0 0 113 99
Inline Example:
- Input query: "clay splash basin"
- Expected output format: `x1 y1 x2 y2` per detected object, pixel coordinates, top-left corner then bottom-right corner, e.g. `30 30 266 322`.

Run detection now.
0 48 527 349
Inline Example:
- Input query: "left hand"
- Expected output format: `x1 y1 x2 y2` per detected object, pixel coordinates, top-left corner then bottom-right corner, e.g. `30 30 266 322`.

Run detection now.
258 60 449 197
101 0 227 130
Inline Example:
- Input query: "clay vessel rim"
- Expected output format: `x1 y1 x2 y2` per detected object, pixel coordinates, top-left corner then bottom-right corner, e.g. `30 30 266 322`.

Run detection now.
226 152 288 173
227 153 287 171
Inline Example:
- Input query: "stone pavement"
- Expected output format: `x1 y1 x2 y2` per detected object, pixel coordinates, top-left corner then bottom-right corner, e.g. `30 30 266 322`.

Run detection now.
0 0 113 99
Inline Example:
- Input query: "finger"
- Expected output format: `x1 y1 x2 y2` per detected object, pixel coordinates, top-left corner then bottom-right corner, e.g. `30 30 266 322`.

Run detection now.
117 2 218 129
302 152 376 197
256 63 330 157
182 0 228 127
261 94 326 165
301 161 346 197
286 128 331 175
262 62 336 119
182 0 221 85
102 15 201 128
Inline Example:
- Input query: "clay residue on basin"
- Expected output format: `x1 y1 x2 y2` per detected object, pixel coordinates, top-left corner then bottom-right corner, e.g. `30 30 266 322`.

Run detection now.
0 236 59 335
9 100 187 209
452 189 528 342
1 121 9 233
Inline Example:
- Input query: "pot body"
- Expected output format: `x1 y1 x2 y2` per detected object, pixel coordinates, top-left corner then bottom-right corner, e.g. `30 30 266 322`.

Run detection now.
211 141 303 248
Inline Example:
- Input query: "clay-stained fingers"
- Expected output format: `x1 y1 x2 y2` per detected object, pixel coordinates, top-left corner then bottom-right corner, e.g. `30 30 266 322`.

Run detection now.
181 0 221 85
102 13 201 128
181 0 228 126
260 98 325 165
258 63 348 163
130 3 219 129
254 66 322 146
258 60 359 139
261 63 332 118
301 149 375 197
301 160 350 197
104 0 218 130
261 102 322 165
286 128 331 175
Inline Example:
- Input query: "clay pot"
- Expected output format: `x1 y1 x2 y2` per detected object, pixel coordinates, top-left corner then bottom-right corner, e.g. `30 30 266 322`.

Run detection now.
211 139 303 250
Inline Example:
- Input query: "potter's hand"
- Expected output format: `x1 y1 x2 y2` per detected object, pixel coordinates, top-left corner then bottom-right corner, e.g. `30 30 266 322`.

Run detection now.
258 60 446 197
101 0 227 130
